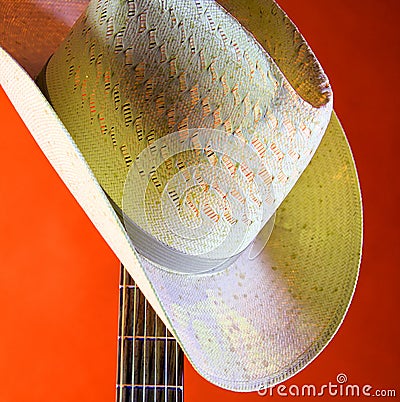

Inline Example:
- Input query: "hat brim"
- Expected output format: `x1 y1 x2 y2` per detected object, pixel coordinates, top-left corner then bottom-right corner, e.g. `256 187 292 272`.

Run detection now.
143 110 363 391
0 0 362 392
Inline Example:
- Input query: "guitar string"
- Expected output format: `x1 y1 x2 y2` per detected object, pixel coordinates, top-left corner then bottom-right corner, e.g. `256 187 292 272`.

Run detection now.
143 297 147 401
175 333 178 402
164 323 168 402
131 274 137 401
118 267 127 402
154 304 157 402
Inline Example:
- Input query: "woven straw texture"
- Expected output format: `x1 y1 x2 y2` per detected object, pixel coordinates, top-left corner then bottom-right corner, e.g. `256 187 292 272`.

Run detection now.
0 0 362 392
42 0 332 268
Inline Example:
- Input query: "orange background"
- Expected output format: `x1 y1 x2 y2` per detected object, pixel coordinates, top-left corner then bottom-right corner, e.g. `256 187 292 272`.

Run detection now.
0 0 399 400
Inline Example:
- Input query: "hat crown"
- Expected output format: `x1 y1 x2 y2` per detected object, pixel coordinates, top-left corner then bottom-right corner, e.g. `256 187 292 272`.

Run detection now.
42 0 333 273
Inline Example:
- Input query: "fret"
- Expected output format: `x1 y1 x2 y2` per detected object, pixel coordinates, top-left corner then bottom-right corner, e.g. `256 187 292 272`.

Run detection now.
116 266 183 402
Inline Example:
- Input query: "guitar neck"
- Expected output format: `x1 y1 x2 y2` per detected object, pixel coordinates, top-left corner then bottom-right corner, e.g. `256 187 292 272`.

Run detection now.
116 265 184 402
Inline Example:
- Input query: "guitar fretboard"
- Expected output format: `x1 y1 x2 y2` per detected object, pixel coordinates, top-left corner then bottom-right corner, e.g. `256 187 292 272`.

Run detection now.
116 266 184 402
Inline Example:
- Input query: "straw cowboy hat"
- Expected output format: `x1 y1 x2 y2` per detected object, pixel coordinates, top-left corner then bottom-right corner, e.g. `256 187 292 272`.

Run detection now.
0 0 362 391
